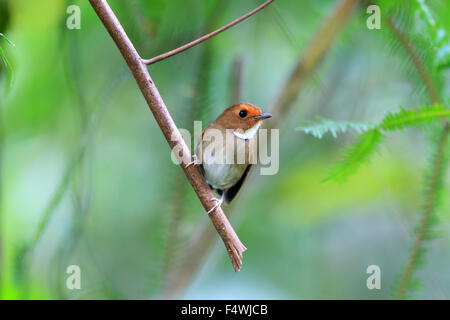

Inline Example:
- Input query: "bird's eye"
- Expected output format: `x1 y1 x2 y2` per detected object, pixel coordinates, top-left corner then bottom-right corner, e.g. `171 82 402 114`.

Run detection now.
239 110 247 118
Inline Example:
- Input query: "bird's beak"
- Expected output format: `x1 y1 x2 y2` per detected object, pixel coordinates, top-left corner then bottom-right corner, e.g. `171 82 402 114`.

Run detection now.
252 113 272 120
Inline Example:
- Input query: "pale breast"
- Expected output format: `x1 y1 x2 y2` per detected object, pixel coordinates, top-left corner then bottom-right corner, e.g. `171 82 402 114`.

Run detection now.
196 129 255 190
202 162 247 190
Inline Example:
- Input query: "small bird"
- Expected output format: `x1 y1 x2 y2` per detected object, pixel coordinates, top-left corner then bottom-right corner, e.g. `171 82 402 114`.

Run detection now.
188 103 272 213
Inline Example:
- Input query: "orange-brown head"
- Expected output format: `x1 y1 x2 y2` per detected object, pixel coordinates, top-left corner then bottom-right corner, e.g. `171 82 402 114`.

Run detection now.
213 103 272 131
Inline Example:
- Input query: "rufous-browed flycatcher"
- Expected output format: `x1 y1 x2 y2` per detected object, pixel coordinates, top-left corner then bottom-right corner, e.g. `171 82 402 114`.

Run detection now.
187 103 272 213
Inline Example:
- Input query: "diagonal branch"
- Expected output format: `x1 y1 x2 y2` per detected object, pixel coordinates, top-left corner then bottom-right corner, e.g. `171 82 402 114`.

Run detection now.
142 0 275 65
89 0 246 272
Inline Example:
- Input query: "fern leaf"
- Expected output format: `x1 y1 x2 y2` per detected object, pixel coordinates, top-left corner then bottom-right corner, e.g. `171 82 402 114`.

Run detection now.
298 105 448 183
325 129 384 182
379 105 450 131
296 118 374 139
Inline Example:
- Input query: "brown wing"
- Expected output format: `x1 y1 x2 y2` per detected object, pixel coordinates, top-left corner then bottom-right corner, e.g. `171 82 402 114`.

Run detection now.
224 165 252 203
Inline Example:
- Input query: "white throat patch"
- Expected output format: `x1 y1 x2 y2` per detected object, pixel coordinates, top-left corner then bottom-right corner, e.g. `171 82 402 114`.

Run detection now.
233 121 262 141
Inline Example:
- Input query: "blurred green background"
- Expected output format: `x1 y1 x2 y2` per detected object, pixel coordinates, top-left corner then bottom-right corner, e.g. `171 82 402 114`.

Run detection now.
0 0 449 299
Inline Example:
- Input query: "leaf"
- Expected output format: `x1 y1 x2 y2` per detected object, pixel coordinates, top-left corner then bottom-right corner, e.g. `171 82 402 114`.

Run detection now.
379 105 450 131
324 129 384 182
298 105 449 184
296 118 374 139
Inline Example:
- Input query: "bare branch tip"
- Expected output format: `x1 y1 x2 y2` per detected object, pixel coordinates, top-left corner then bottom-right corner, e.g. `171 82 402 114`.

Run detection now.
142 0 275 66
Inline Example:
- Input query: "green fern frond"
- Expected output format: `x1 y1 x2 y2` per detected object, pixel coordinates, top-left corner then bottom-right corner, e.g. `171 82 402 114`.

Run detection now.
324 129 384 182
379 105 450 131
296 118 374 139
298 105 448 183
297 105 449 139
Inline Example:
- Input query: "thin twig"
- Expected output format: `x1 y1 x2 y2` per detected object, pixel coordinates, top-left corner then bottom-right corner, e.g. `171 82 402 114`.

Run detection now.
89 0 246 272
395 123 449 299
142 0 275 65
161 0 360 298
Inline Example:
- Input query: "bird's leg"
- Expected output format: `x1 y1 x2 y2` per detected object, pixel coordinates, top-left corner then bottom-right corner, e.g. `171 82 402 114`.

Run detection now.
207 192 225 215
184 154 200 168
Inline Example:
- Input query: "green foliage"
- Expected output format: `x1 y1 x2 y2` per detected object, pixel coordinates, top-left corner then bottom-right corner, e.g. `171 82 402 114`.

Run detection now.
379 105 450 131
374 0 444 98
296 118 374 139
298 105 450 139
324 129 384 182
299 105 450 182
